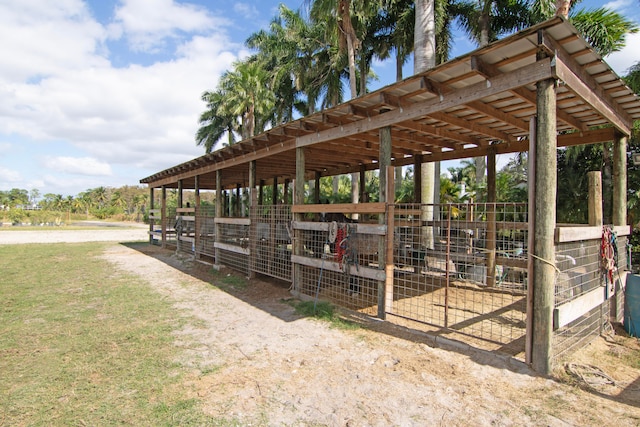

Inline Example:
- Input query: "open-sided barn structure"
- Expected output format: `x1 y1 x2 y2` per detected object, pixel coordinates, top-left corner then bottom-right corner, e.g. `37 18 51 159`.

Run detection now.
141 17 640 374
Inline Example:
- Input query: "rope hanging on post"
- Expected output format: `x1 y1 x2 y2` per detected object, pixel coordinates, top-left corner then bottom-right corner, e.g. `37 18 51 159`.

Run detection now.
601 226 618 283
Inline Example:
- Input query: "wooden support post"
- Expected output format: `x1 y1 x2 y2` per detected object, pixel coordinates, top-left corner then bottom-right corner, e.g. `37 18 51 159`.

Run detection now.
161 186 167 249
293 148 306 294
194 175 200 259
215 170 222 267
531 49 557 375
273 177 278 206
613 133 628 226
588 171 603 226
360 165 367 221
314 171 321 204
235 183 241 217
414 155 422 204
360 166 366 202
284 178 290 205
149 187 155 244
176 181 183 251
486 147 497 287
385 166 395 319
378 126 392 319
259 179 264 206
526 117 536 365
249 161 257 279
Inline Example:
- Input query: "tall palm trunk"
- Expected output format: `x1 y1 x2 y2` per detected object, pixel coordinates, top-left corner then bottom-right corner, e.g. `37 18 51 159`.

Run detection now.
338 0 360 217
556 0 571 18
415 0 437 249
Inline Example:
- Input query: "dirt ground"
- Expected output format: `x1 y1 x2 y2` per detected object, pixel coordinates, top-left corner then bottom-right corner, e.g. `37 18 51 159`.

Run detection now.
4 225 640 426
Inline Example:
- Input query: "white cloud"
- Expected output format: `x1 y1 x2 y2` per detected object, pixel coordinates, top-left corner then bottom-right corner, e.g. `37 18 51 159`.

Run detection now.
0 167 21 184
233 3 260 20
0 1 108 82
0 0 240 196
605 32 640 76
111 0 228 52
42 156 113 176
603 0 634 11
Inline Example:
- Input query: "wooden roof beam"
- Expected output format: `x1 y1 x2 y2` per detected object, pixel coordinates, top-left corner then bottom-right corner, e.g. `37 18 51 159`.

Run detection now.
540 30 633 135
394 119 475 147
422 66 531 133
427 111 515 143
296 58 555 149
471 55 588 131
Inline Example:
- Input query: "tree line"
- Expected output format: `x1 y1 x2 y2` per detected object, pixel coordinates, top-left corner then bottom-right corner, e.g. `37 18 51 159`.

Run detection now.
0 186 150 225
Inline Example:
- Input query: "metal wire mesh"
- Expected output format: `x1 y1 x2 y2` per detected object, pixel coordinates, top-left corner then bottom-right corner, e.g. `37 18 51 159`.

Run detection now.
250 205 292 282
552 302 608 362
390 203 528 347
196 205 216 259
554 239 600 306
552 227 630 362
216 220 250 274
165 207 177 247
294 221 382 316
175 208 195 255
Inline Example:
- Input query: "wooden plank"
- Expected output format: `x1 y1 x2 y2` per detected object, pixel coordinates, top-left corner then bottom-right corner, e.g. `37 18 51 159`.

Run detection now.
355 223 387 236
176 215 195 221
553 286 607 329
291 202 386 214
554 59 631 136
292 221 329 232
541 31 633 135
291 255 386 281
176 208 195 213
178 236 195 243
213 241 250 255
292 221 387 235
214 217 251 226
295 59 553 149
555 225 602 243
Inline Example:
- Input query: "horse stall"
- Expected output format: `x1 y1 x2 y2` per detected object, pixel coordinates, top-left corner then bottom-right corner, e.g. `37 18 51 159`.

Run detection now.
140 17 640 373
389 202 529 355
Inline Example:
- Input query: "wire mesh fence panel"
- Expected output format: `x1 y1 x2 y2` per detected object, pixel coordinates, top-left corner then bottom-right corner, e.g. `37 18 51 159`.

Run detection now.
551 227 630 362
165 207 177 248
216 220 250 274
294 221 382 316
175 208 195 256
217 249 249 275
552 301 608 363
555 239 600 306
249 205 292 282
196 205 216 259
390 203 528 348
298 265 379 316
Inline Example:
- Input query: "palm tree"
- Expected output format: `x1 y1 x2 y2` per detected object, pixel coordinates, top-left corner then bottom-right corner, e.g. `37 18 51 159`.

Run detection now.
454 0 530 48
309 0 364 98
196 89 237 152
307 0 381 212
221 60 275 139
196 59 275 151
454 0 531 192
529 0 638 56
624 61 640 93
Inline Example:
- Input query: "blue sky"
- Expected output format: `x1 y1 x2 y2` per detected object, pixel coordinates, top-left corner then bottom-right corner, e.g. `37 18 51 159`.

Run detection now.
1 0 639 198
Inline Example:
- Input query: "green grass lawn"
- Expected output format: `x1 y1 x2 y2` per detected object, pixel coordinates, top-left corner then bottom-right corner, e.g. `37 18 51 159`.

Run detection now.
0 243 232 426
